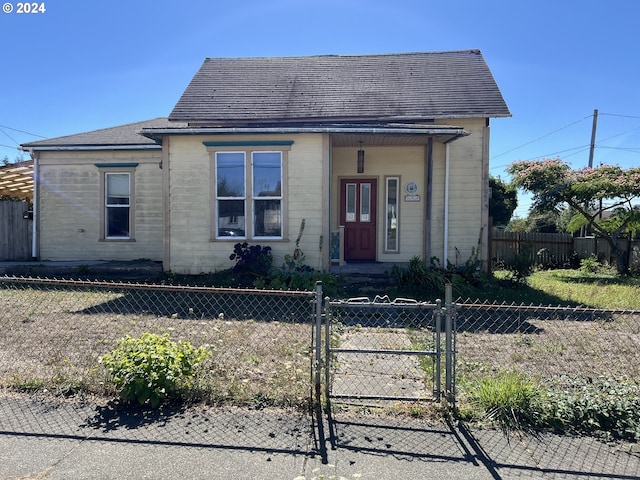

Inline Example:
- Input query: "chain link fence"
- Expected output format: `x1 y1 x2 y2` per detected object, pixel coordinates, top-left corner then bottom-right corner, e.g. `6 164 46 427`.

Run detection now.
455 301 640 410
456 303 640 387
0 277 318 409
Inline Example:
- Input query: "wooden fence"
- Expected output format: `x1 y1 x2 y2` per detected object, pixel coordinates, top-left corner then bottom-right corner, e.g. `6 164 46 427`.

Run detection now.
0 200 32 260
491 229 640 270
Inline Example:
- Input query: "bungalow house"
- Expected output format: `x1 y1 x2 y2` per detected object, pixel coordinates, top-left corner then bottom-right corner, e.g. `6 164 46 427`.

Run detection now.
21 50 510 275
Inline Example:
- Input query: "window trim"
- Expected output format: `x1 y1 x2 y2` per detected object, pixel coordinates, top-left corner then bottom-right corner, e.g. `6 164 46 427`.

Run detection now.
384 176 400 253
214 151 247 240
97 165 136 242
251 151 283 239
207 142 291 241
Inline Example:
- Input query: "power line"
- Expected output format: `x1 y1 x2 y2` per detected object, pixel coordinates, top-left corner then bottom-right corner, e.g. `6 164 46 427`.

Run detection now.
490 145 591 171
0 127 19 146
0 142 21 150
490 115 592 161
0 124 47 139
600 113 640 119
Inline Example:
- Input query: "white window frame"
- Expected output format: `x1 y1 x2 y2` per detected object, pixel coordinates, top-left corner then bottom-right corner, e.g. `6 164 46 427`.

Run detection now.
251 151 283 239
208 142 291 241
214 151 247 240
98 165 136 241
384 176 400 253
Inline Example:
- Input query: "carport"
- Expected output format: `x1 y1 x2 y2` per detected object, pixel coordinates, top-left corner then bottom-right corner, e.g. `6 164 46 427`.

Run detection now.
0 160 34 200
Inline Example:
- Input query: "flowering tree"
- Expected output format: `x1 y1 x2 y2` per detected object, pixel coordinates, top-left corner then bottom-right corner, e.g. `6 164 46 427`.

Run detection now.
508 158 640 274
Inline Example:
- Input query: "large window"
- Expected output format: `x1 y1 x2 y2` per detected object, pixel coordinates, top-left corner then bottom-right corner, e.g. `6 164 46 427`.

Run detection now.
214 149 284 239
98 165 136 241
252 152 282 237
215 152 246 238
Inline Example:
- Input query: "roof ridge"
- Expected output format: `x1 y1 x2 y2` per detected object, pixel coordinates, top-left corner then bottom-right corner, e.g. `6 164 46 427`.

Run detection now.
203 50 482 61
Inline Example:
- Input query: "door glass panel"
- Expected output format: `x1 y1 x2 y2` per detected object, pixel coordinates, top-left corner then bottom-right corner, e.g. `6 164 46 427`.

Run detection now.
360 183 370 222
346 183 356 222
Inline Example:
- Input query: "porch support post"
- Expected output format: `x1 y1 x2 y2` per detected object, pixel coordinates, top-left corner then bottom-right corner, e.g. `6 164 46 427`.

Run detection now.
424 137 433 261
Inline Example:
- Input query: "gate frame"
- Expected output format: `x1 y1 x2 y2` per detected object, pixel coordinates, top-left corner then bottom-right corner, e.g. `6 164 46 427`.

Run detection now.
317 285 457 408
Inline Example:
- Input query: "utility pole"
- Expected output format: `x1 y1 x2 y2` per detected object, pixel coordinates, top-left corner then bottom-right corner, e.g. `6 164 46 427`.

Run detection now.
588 108 598 168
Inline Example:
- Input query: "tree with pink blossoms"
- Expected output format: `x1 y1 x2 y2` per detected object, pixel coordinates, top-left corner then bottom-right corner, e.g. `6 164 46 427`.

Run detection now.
508 158 640 274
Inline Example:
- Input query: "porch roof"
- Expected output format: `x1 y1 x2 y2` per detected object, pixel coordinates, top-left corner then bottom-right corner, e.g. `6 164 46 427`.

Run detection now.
140 123 469 146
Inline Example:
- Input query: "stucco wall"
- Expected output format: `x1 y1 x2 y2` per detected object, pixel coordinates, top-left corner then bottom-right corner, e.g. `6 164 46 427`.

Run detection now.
36 150 163 261
166 134 326 274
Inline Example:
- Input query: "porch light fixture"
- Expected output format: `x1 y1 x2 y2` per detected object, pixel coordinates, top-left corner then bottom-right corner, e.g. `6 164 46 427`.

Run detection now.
357 141 365 173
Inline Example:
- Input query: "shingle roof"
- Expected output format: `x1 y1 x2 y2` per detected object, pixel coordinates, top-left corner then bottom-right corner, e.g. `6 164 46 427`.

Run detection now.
169 50 510 125
21 118 182 150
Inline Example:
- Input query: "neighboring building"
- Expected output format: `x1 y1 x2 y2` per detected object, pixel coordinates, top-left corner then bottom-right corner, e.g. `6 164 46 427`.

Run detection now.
22 50 510 274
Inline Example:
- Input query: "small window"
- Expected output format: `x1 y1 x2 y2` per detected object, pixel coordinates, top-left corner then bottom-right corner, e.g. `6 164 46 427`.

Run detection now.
104 172 131 239
385 177 399 252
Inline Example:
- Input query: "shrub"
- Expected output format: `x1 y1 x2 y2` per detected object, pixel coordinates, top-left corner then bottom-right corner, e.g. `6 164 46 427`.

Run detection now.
229 242 273 278
503 242 536 285
99 333 210 407
391 255 484 299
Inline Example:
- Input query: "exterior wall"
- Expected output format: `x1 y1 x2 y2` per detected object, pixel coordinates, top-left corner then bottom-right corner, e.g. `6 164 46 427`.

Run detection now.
166 134 326 274
331 145 427 263
36 150 163 261
434 118 489 268
330 118 489 268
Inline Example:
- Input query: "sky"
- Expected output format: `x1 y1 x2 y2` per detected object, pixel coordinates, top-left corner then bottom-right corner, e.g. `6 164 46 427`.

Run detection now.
1 0 639 218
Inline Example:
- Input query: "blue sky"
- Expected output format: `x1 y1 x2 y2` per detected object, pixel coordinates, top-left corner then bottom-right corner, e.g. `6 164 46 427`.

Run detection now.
1 0 639 217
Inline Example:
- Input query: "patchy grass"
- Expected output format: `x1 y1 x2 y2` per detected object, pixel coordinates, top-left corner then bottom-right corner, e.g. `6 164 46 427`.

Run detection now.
0 283 312 409
467 269 640 309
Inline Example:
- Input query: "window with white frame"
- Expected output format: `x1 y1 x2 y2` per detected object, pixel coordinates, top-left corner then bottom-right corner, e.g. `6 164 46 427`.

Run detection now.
97 165 136 241
105 172 131 238
214 149 284 239
385 176 399 252
252 152 282 237
215 152 246 238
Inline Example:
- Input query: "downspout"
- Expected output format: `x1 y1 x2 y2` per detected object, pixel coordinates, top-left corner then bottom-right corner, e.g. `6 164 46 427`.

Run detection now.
424 138 433 262
443 134 465 266
444 142 450 265
31 152 38 259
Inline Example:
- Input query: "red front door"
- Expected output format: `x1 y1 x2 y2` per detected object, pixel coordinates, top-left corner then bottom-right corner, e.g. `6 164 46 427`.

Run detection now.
340 179 377 261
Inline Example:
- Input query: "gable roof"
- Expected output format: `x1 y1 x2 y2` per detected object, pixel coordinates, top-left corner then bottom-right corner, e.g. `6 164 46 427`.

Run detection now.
169 50 510 125
21 118 181 151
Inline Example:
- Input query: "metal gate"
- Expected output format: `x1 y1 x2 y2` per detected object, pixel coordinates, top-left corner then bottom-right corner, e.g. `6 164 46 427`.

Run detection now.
318 287 456 405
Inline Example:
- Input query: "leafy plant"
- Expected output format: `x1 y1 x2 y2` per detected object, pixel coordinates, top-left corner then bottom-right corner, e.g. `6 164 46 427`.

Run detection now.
229 242 273 282
284 219 307 270
391 255 485 299
503 242 536 285
99 333 210 407
542 377 640 441
466 370 542 432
